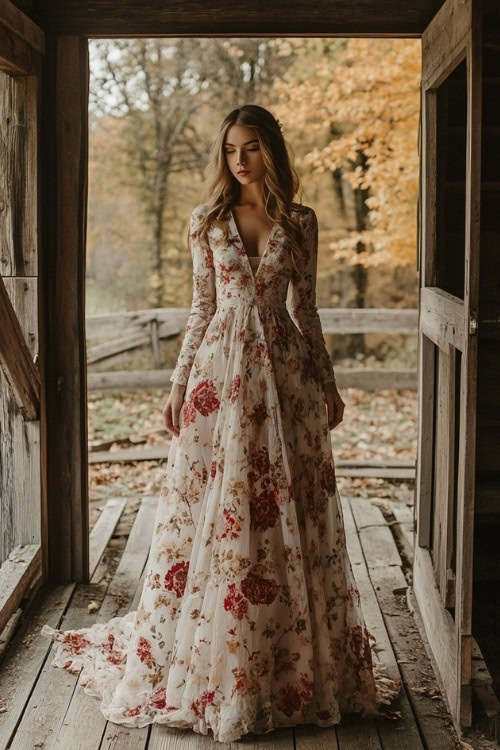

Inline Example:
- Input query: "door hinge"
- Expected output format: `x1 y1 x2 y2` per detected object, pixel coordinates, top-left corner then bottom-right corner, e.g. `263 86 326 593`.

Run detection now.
469 313 478 335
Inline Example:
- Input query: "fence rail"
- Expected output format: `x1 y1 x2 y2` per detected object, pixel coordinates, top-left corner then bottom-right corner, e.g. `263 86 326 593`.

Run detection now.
86 307 418 391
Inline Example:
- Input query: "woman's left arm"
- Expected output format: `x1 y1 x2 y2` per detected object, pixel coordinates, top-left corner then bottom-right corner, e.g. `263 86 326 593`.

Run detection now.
288 207 344 429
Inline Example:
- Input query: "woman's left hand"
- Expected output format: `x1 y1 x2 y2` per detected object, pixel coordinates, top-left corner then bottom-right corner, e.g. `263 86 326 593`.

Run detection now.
324 380 345 430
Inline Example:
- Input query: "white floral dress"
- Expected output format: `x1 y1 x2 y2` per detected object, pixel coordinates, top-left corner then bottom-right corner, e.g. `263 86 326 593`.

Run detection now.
41 202 401 742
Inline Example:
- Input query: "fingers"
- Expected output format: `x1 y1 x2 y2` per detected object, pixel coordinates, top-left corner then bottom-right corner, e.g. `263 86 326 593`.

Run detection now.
163 401 180 437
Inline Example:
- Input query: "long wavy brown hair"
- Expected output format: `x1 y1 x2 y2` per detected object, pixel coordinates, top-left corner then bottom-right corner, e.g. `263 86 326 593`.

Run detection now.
191 104 308 274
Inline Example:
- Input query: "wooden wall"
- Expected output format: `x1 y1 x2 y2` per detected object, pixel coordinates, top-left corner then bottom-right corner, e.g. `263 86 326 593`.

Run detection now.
0 69 40 564
473 4 500 578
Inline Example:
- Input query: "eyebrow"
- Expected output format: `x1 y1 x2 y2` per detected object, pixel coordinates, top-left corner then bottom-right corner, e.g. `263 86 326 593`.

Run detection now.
224 139 259 146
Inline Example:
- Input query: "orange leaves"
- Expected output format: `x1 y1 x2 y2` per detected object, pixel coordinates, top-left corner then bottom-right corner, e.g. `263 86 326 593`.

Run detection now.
275 38 422 268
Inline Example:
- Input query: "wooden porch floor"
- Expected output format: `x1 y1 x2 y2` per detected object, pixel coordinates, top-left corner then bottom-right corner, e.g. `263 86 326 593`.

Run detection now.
0 493 465 750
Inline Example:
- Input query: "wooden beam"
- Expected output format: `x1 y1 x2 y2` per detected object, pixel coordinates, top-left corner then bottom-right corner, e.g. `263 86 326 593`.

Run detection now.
0 544 40 634
420 286 465 351
0 21 40 75
39 34 89 583
0 0 44 54
0 275 40 420
85 306 418 339
32 0 444 37
422 0 471 88
86 366 418 393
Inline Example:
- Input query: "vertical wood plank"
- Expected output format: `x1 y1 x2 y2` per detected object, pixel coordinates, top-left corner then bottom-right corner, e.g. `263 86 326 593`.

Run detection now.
39 33 89 583
454 5 482 724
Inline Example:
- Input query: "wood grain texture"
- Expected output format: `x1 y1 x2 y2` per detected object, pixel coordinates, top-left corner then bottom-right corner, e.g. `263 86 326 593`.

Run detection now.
32 0 443 37
0 0 44 53
40 35 90 583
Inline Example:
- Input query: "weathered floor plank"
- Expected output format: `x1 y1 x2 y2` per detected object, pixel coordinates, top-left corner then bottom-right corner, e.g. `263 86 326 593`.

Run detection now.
7 498 132 750
342 496 425 750
47 495 158 750
0 492 464 750
350 497 460 750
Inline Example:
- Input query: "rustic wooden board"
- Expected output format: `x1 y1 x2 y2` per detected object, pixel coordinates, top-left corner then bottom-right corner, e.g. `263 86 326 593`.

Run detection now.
0 0 44 53
33 0 443 36
48 496 158 750
0 276 40 566
88 497 128 574
341 497 424 750
348 499 459 749
349 498 402 570
0 582 77 748
41 34 89 584
0 276 40 421
87 368 418 394
6 500 131 750
0 544 40 634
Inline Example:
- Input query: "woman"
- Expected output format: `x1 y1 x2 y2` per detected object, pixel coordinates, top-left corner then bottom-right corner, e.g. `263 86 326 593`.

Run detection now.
42 104 401 742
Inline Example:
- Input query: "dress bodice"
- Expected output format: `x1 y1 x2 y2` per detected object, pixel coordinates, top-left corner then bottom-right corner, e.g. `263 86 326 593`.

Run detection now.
169 202 337 388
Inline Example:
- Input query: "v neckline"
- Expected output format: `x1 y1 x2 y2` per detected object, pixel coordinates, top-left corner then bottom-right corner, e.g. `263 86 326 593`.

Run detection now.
229 208 278 283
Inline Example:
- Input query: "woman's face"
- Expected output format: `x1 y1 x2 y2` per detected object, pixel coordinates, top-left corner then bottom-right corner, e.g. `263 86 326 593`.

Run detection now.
223 124 266 185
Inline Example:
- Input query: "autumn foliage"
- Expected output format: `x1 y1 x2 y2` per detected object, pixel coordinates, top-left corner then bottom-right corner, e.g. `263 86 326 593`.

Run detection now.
274 39 422 267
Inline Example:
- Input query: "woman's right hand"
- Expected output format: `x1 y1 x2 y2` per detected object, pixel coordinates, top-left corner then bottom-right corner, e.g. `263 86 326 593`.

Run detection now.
163 383 187 437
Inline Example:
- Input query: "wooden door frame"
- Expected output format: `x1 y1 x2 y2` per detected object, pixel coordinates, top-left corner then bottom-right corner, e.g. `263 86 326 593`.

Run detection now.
0 0 45 629
414 0 481 729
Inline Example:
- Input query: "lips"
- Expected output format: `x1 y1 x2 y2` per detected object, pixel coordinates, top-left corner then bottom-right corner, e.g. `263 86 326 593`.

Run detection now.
238 171 250 175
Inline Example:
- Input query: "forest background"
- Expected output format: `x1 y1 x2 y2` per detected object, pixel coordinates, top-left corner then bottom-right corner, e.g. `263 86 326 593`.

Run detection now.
87 36 421 366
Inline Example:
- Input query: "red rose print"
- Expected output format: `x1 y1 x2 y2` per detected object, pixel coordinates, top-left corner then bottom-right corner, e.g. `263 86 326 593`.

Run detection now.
150 687 167 710
240 570 279 605
124 705 142 717
191 689 215 717
164 561 189 598
249 446 270 477
223 583 248 620
315 709 332 721
230 374 241 403
63 632 92 655
190 379 220 416
250 402 268 425
220 508 243 540
136 636 155 669
321 460 336 493
349 625 373 670
250 489 280 531
277 685 302 717
182 400 197 426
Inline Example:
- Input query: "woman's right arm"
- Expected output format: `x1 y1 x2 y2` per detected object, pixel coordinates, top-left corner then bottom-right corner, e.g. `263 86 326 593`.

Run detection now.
164 204 217 436
169 204 217 386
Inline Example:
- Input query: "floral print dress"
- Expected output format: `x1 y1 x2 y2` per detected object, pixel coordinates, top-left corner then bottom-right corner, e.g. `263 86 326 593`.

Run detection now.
41 202 401 742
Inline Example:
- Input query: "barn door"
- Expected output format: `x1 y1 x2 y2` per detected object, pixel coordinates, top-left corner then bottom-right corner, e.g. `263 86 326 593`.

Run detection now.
0 5 45 629
414 0 481 731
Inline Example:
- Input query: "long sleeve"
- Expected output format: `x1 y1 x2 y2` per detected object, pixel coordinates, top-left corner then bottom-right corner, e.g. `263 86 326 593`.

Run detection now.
287 207 336 386
170 205 217 386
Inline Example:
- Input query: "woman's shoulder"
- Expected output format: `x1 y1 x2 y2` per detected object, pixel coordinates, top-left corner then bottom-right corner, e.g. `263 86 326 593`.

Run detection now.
291 202 316 228
191 201 210 220
291 202 315 217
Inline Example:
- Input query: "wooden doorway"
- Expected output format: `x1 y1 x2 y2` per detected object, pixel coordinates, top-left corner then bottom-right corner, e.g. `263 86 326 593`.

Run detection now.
414 0 482 730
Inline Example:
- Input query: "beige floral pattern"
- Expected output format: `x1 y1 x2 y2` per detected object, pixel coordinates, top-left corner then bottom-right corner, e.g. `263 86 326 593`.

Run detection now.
41 202 401 742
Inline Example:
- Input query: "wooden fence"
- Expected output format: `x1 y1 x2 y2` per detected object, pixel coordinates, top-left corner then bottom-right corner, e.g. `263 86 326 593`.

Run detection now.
86 307 418 392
